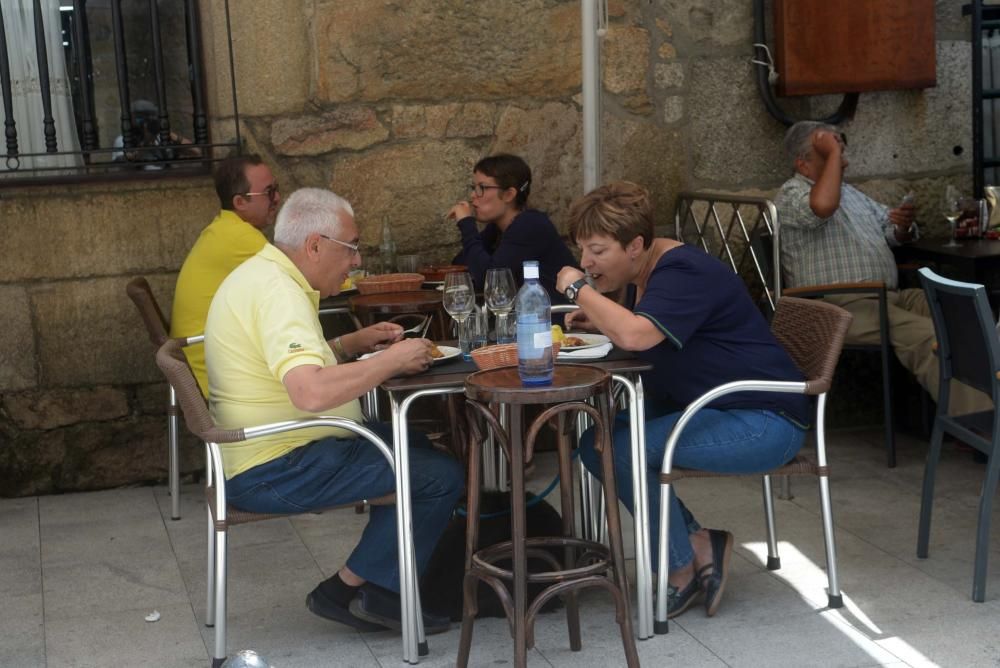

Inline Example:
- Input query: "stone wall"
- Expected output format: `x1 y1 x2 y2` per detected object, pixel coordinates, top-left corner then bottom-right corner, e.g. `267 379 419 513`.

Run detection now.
0 0 978 494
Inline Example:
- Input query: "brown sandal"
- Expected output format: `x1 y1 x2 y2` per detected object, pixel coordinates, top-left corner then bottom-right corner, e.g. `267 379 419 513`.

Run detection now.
697 529 733 617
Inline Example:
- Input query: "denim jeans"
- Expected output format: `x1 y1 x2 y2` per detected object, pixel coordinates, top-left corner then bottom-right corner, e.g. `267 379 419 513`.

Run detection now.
579 407 806 571
226 422 464 593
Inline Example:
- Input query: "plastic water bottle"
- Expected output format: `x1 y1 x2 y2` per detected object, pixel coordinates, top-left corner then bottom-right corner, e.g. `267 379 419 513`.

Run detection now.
515 261 553 386
380 215 397 273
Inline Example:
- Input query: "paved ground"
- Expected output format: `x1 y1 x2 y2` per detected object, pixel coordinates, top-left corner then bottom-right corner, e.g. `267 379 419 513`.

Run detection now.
3 427 999 667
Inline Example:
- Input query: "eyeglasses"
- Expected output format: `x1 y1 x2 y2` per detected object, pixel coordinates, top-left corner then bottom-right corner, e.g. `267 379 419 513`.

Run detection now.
469 183 504 198
242 182 280 200
319 234 360 256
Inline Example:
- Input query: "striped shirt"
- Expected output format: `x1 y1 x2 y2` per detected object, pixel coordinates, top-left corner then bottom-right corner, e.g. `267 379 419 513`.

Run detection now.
775 173 912 289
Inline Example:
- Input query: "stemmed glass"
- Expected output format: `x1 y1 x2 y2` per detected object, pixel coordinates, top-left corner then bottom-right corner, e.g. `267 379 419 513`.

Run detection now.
442 271 476 359
942 185 962 248
484 268 517 344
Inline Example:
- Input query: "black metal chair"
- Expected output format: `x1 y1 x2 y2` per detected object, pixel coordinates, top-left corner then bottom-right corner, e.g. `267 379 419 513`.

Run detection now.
917 267 1000 602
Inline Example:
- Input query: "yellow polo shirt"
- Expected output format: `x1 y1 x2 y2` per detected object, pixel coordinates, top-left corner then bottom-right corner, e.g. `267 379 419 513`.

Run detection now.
170 210 268 395
205 243 364 479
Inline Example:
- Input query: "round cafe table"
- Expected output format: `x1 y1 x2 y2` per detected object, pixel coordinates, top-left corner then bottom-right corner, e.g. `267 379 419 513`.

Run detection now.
348 289 447 339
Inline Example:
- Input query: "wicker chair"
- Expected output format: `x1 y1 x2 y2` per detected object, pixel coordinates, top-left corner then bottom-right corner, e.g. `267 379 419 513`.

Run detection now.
917 268 1000 602
653 296 853 632
125 277 188 520
154 337 410 667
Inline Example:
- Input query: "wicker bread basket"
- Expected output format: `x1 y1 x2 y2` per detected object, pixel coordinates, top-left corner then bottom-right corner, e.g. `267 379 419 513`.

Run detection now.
355 273 425 295
471 342 561 370
417 264 467 282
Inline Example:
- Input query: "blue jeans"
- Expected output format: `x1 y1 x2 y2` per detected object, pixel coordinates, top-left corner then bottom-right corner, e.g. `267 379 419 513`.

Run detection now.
579 407 806 571
226 422 464 592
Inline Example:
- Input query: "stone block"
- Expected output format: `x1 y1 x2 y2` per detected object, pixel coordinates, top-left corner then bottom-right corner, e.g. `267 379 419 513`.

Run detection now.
658 42 677 60
0 182 216 282
493 102 583 227
602 113 686 222
653 0 751 49
602 26 651 112
204 0 308 116
0 286 36 391
32 275 175 387
4 388 129 430
839 42 971 180
271 108 389 156
445 103 497 138
329 140 477 259
688 56 806 186
654 63 684 89
134 383 170 417
314 0 580 103
663 96 684 124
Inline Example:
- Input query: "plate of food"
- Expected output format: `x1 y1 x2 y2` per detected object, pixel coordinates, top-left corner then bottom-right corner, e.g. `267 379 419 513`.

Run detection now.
556 332 610 351
358 344 461 365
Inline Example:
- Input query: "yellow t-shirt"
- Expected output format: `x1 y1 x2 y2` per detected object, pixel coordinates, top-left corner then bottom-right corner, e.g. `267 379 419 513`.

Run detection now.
170 210 268 395
205 244 364 479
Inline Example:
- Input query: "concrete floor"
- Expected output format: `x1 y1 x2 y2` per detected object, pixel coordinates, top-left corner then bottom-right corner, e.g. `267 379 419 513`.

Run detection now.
3 427 1000 667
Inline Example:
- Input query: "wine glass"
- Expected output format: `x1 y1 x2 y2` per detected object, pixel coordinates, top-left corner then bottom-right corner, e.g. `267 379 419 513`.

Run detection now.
942 185 962 248
484 268 517 343
442 271 475 358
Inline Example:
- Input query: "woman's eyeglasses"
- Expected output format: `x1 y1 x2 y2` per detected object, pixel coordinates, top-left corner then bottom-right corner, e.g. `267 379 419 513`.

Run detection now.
469 183 504 198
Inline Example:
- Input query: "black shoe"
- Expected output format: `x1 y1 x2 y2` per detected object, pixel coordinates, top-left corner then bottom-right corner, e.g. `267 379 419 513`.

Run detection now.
666 577 702 619
698 529 733 617
349 582 452 635
306 584 388 632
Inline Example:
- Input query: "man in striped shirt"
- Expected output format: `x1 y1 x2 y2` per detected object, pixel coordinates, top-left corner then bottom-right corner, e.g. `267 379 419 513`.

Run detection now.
775 121 990 415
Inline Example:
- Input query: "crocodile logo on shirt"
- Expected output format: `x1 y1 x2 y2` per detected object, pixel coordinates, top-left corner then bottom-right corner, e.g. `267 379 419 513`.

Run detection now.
288 342 303 352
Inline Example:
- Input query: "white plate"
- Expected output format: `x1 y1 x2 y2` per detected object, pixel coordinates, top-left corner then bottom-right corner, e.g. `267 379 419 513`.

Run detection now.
431 345 462 364
435 284 444 292
423 280 445 286
357 344 462 365
558 333 610 351
557 345 611 361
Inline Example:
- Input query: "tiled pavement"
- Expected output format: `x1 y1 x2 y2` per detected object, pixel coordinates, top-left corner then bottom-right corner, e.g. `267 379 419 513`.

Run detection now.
3 427 999 667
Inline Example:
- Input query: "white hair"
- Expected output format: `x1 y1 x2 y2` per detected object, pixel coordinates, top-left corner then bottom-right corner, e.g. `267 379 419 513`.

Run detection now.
783 121 837 169
273 188 355 247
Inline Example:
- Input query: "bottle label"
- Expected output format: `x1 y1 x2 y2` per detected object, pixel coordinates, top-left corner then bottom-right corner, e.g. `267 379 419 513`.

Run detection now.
533 330 552 349
517 320 551 359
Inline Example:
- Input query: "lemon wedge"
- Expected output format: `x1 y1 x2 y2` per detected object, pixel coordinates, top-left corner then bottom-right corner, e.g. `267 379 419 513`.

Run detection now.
339 277 353 290
551 324 564 343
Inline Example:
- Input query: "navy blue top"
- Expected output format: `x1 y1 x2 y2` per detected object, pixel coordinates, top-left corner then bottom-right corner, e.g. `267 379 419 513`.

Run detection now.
632 245 811 427
452 209 577 304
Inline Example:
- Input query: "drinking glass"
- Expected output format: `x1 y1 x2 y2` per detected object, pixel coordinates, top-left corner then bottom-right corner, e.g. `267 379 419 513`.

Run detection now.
942 185 962 248
397 254 420 274
442 271 476 358
485 267 517 344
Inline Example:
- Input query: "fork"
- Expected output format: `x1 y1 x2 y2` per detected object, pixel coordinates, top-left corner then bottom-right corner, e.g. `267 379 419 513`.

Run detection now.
401 317 432 338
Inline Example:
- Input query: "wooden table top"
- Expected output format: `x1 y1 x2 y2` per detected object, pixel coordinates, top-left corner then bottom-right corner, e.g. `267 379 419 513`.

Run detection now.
465 365 610 404
348 290 443 313
896 238 1000 260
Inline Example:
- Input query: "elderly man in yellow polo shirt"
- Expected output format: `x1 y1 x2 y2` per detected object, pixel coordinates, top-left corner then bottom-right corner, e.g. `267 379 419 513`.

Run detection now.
170 154 281 395
204 187 463 634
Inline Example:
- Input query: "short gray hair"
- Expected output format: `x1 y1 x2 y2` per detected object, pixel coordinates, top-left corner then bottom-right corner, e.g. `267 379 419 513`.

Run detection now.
783 121 837 168
274 188 355 248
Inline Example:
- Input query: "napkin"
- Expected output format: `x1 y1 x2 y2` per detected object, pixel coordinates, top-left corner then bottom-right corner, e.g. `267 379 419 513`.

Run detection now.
558 342 613 359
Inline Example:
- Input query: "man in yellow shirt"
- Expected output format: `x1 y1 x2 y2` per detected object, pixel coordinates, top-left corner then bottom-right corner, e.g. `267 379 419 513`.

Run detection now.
205 187 463 634
170 154 281 394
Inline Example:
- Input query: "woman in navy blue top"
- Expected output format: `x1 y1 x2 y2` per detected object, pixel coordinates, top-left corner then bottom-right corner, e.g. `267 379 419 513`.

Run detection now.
555 181 809 620
447 154 576 304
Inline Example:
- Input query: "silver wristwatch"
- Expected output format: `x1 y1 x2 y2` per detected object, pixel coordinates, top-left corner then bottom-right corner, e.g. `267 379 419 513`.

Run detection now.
565 277 589 303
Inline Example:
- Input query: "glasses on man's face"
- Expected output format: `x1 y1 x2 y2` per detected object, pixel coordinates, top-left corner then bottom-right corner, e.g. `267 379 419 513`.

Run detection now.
243 182 280 201
469 183 504 198
320 234 360 256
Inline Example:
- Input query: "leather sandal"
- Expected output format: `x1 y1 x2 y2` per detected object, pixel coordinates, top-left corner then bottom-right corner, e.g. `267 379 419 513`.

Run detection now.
698 529 733 617
666 577 702 619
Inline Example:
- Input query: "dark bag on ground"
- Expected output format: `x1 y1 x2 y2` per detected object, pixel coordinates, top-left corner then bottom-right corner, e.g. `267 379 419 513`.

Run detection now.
419 491 566 622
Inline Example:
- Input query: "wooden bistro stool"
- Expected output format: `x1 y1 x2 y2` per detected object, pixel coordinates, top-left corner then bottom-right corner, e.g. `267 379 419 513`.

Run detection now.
458 366 639 668
348 290 447 339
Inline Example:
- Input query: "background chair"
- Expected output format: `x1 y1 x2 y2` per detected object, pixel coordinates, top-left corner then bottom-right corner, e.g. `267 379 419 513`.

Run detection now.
653 296 852 633
154 337 417 667
674 191 899 467
917 268 1000 602
125 277 186 520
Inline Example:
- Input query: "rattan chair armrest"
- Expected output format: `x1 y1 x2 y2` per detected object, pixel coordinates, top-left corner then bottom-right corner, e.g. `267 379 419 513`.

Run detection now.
783 281 886 298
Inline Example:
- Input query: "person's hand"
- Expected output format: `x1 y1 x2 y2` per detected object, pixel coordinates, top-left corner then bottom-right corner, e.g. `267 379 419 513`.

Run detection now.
354 322 404 353
556 266 585 294
564 309 597 332
888 203 916 229
447 201 472 222
380 338 435 375
811 130 843 160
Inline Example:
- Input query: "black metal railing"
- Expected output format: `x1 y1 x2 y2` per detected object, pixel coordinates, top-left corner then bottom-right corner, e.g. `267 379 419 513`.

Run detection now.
0 0 241 185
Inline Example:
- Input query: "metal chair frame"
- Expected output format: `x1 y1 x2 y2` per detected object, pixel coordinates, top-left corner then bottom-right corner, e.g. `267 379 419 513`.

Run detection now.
153 337 424 667
652 297 853 633
916 267 1000 602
